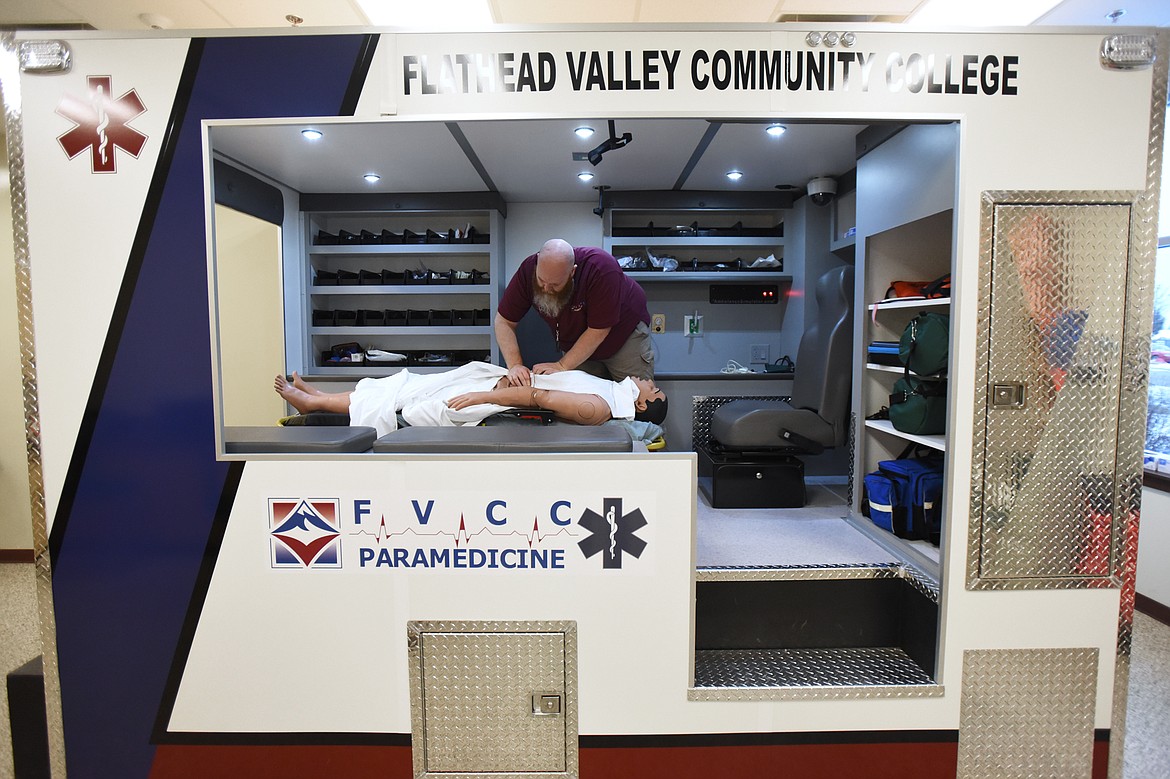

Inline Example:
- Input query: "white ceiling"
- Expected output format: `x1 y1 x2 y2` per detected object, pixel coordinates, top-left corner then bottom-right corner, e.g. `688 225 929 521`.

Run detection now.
3 0 1167 31
210 119 866 201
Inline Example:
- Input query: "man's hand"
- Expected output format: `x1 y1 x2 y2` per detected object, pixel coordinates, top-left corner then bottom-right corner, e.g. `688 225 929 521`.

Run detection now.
533 361 566 375
506 364 533 386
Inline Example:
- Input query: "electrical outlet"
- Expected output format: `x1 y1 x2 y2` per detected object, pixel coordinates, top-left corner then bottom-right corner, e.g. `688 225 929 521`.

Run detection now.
750 344 770 363
684 314 703 337
651 313 666 333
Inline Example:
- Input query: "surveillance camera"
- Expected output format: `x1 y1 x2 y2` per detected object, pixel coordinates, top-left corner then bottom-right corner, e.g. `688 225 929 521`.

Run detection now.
807 176 837 207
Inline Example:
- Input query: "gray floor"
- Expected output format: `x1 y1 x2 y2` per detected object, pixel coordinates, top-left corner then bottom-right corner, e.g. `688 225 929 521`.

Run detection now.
3 522 1169 777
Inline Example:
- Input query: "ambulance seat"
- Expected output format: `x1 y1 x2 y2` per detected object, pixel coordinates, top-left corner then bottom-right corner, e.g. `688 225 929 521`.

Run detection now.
709 265 854 454
703 262 853 507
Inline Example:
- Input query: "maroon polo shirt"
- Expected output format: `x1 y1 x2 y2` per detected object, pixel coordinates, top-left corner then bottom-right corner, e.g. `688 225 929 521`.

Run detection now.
498 246 650 360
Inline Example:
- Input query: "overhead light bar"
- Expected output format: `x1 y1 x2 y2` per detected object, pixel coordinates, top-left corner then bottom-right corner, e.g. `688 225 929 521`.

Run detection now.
18 40 72 73
1100 34 1157 70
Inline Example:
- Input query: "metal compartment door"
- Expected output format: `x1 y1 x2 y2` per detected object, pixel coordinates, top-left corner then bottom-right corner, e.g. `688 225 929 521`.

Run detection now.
408 620 578 778
970 197 1136 588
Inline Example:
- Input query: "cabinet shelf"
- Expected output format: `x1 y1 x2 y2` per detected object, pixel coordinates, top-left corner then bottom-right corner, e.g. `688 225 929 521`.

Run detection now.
298 208 503 374
624 272 792 283
868 297 950 313
309 244 492 255
310 326 491 337
309 285 490 296
865 416 946 452
609 236 783 249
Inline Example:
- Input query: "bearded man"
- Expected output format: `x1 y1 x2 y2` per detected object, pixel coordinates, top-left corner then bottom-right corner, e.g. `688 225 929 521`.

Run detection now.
494 238 654 386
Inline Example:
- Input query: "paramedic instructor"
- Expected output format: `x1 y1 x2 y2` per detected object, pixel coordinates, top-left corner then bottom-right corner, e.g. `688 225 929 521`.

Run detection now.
495 239 654 386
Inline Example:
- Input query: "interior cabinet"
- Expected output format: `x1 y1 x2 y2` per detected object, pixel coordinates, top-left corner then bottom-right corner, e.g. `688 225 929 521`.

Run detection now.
298 208 504 376
852 124 958 553
601 205 795 374
855 210 954 536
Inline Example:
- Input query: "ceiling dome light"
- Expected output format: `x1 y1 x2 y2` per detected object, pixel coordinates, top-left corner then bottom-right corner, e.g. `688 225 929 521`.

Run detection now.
765 124 787 138
574 126 595 139
577 172 595 182
301 128 324 141
726 170 744 181
363 173 381 183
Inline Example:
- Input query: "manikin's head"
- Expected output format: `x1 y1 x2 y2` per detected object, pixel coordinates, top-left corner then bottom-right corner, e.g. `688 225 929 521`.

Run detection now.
533 239 576 316
631 377 668 425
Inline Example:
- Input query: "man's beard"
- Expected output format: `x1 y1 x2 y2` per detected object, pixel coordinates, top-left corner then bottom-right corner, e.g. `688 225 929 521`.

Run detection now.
534 279 574 317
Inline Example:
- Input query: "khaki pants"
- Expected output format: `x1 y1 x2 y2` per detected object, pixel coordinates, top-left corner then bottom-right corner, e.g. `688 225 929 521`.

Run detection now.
576 321 655 381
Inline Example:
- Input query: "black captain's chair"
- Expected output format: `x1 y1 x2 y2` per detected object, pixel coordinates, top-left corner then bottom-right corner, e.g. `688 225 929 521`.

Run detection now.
702 264 854 507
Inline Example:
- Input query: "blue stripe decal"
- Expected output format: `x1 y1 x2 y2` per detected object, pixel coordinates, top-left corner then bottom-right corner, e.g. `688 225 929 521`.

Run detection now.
50 34 371 779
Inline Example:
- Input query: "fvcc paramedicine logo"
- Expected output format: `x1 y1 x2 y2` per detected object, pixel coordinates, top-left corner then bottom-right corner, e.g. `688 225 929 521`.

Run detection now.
269 499 342 569
56 75 148 173
267 496 648 571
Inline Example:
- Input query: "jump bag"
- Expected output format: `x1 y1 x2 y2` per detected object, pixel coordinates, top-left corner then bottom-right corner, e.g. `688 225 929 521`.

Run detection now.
889 311 949 435
863 451 944 542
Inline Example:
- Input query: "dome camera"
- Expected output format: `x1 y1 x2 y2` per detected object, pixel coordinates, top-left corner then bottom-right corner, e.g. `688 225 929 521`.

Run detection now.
807 176 837 207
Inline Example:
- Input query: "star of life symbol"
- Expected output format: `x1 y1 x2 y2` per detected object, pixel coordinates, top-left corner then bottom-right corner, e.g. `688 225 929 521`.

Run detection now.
577 498 647 569
56 75 147 173
270 499 342 569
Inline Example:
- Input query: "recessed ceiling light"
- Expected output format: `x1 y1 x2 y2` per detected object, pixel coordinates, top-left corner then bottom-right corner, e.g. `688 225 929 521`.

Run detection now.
574 126 595 139
766 124 787 137
577 172 595 182
726 170 744 181
301 129 324 141
363 173 381 183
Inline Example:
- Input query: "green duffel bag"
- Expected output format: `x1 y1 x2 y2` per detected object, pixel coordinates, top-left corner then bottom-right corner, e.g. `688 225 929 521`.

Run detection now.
899 311 949 377
889 375 947 435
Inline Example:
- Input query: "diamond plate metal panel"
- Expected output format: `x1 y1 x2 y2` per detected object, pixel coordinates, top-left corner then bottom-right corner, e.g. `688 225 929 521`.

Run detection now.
689 647 944 701
970 197 1138 588
957 648 1097 779
408 621 578 779
1 34 66 778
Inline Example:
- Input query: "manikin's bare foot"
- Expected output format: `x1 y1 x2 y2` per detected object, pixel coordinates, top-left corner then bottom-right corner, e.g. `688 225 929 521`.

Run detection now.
290 371 321 395
274 374 318 414
274 374 352 415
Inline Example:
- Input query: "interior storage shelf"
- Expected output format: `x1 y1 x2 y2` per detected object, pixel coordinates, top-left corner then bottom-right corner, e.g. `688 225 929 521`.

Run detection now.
309 286 490 295
310 327 491 336
609 236 783 248
309 244 492 255
623 271 792 282
864 419 946 452
868 296 950 313
297 206 503 375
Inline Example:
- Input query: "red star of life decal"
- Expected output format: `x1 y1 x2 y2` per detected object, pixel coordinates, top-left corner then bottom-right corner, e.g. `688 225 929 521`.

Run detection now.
56 75 147 173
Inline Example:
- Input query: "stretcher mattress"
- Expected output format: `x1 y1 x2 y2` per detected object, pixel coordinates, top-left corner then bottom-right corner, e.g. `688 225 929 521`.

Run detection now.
372 424 633 453
223 425 378 453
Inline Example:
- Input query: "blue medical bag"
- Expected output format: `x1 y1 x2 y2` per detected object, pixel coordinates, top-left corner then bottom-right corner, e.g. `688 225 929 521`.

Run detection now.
863 455 944 542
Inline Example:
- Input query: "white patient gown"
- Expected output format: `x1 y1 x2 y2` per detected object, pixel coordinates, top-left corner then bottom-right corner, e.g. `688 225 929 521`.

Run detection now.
347 361 638 437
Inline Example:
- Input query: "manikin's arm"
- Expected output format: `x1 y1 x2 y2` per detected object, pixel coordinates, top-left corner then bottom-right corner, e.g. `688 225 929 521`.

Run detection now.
446 385 611 425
